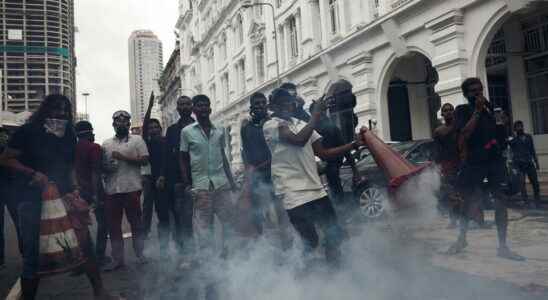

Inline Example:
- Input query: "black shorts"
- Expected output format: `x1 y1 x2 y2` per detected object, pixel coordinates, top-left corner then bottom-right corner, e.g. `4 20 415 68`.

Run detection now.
456 158 506 194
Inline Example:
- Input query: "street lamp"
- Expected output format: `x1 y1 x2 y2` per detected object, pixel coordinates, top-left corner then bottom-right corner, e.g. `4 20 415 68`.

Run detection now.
81 92 90 116
241 1 281 87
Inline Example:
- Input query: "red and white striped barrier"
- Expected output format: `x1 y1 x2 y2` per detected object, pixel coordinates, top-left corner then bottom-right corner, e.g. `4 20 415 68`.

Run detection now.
37 183 86 276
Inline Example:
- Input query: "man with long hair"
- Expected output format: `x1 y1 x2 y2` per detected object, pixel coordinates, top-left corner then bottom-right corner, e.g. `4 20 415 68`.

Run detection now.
0 94 117 299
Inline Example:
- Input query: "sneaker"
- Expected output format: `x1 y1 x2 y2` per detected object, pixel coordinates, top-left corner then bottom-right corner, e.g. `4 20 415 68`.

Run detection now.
497 247 526 261
446 239 468 255
102 261 125 272
136 255 149 265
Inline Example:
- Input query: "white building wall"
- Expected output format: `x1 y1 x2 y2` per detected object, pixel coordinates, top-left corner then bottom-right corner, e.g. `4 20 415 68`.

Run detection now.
176 0 548 171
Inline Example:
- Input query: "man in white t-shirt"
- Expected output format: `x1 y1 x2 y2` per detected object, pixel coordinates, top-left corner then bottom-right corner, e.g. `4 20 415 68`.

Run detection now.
263 88 365 264
102 110 150 270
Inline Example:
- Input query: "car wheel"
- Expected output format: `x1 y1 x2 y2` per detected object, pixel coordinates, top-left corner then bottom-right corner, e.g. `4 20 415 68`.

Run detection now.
358 186 386 219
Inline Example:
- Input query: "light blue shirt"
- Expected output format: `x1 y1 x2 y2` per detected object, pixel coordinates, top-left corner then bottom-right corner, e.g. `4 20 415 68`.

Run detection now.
180 122 229 190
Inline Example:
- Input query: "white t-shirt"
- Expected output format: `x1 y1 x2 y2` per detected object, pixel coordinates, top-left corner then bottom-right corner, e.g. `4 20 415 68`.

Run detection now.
102 134 149 195
263 117 327 210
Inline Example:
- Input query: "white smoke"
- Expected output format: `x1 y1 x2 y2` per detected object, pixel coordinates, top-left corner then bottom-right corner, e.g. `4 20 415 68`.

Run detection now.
135 166 535 300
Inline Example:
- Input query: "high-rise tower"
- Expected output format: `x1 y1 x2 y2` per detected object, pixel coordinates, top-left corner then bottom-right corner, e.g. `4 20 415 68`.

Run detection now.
0 0 76 112
128 30 163 126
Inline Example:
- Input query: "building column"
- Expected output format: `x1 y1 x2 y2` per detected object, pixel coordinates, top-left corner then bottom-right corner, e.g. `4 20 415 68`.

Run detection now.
318 0 329 49
378 0 392 16
426 10 468 106
345 51 376 128
503 20 532 131
300 1 314 51
308 0 322 52
349 0 370 30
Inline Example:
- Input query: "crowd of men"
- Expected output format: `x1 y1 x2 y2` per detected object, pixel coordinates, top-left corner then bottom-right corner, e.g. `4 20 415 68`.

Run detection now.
0 77 543 299
434 78 541 259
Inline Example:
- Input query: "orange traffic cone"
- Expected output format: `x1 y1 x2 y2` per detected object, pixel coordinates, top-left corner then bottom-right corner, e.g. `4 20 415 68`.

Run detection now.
360 129 431 208
38 183 86 276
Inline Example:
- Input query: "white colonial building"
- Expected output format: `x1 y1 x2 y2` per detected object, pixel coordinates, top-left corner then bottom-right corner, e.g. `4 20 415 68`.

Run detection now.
176 0 548 171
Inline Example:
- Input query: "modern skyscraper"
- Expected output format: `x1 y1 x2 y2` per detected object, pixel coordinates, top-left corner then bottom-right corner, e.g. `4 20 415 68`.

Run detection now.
128 30 163 126
0 0 76 112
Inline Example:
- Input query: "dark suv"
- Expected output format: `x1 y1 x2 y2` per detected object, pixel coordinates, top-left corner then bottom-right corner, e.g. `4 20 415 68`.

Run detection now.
323 139 522 221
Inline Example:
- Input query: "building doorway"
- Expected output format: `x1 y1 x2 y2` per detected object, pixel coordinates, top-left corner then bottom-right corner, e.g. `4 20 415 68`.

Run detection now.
388 79 412 141
384 52 439 141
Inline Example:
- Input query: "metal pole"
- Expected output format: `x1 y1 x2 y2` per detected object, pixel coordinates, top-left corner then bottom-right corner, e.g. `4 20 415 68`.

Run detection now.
82 92 90 117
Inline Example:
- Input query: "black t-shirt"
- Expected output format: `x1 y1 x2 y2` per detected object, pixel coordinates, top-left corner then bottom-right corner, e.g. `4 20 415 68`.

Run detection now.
9 123 76 195
454 103 507 165
434 126 459 163
241 120 271 172
165 117 194 183
316 118 345 164
145 137 166 180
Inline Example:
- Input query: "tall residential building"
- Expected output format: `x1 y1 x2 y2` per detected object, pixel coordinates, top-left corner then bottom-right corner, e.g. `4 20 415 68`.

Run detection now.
128 30 163 127
0 0 76 112
176 0 548 171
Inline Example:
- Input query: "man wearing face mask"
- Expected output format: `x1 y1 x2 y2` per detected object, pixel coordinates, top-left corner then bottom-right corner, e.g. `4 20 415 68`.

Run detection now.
449 78 524 260
263 88 365 265
74 121 111 267
102 110 150 270
165 95 195 257
280 82 311 123
509 120 541 209
2 94 117 299
240 92 273 234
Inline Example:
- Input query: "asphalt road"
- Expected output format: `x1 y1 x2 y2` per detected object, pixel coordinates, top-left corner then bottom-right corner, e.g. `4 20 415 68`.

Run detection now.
1 207 547 300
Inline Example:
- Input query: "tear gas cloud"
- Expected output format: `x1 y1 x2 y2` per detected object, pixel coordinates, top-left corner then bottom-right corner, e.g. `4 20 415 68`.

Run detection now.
139 168 529 300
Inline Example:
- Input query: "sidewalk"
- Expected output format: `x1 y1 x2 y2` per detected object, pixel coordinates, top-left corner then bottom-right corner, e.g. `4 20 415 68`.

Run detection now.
412 208 548 294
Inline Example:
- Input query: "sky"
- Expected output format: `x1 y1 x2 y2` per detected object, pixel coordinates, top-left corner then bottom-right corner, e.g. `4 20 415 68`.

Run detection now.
74 0 179 142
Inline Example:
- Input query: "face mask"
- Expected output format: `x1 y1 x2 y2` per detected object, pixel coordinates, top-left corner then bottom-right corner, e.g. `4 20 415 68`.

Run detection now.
44 118 68 138
115 126 129 136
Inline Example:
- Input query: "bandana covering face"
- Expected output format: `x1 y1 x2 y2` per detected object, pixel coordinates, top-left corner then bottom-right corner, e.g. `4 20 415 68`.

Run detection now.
44 118 68 138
